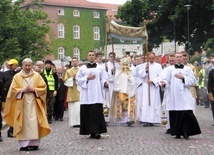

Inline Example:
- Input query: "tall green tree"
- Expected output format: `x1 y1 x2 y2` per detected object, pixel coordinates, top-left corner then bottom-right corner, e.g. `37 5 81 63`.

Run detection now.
0 0 51 64
116 0 214 54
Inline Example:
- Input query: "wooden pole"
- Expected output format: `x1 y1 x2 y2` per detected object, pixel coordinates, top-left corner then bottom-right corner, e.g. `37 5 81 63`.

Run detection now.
105 15 110 72
147 61 151 106
108 16 115 75
111 38 115 75
144 42 150 106
143 21 151 106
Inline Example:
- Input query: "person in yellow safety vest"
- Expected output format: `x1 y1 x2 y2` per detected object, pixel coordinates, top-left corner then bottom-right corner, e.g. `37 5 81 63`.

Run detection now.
43 60 58 123
198 63 209 108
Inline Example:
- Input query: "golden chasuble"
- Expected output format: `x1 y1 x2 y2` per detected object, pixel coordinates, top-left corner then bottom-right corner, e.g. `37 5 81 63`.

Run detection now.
4 70 51 140
62 67 80 102
110 55 136 122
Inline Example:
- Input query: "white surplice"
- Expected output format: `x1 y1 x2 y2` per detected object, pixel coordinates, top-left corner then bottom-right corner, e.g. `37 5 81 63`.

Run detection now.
161 65 196 111
76 65 108 105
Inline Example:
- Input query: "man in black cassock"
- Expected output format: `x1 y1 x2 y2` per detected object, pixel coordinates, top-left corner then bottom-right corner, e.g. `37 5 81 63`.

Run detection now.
161 52 201 140
76 51 108 139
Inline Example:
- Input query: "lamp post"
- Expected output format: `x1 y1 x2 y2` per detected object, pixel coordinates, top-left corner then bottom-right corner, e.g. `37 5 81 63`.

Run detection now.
184 4 192 55
174 20 176 53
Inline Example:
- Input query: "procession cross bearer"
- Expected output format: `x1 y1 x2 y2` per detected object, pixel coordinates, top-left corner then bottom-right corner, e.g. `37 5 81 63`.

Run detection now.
138 52 162 126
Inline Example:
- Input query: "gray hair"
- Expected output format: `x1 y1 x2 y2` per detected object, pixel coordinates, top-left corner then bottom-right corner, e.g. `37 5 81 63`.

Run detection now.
22 58 33 65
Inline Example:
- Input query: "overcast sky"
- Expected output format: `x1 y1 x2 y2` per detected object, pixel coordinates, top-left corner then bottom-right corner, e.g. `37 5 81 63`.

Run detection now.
87 0 127 5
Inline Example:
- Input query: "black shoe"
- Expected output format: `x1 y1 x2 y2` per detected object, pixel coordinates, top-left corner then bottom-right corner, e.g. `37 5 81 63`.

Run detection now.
143 123 148 127
55 118 59 121
89 133 101 139
48 118 52 124
183 133 189 140
7 131 13 138
94 133 101 139
0 135 3 142
127 121 134 127
89 133 95 139
175 135 181 139
20 147 29 151
148 123 154 126
166 129 171 134
73 125 80 128
29 146 39 150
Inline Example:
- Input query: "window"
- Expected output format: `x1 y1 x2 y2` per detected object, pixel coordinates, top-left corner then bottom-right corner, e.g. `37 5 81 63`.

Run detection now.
73 9 80 17
93 26 100 40
58 47 65 60
73 47 80 60
73 25 80 39
93 11 100 18
58 9 64 15
58 24 64 38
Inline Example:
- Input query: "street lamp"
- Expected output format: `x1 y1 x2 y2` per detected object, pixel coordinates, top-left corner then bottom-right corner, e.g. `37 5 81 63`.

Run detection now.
174 20 176 53
184 4 192 55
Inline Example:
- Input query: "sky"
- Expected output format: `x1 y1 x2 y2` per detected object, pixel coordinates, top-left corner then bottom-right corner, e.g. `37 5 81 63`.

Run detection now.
87 0 127 5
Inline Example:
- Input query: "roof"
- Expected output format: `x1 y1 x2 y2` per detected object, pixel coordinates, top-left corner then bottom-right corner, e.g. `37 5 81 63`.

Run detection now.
92 2 121 20
22 0 122 13
23 0 107 10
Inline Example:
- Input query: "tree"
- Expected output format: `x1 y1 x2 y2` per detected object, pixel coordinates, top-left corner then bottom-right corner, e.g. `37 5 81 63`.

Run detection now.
0 0 51 64
116 0 214 54
115 0 144 27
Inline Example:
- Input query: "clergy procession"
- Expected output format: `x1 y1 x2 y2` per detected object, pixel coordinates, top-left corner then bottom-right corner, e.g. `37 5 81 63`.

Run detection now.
0 50 214 153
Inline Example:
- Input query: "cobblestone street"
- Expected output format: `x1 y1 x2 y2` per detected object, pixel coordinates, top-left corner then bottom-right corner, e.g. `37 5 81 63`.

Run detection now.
1 105 214 155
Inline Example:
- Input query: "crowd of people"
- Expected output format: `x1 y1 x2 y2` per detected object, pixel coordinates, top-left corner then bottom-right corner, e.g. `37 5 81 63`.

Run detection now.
0 50 213 151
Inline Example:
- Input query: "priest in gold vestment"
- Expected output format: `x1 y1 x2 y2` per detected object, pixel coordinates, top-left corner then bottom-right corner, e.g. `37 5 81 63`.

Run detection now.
110 55 136 126
62 57 80 127
4 58 50 151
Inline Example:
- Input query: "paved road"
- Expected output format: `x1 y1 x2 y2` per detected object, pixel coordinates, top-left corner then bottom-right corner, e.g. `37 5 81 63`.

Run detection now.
1 105 214 155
